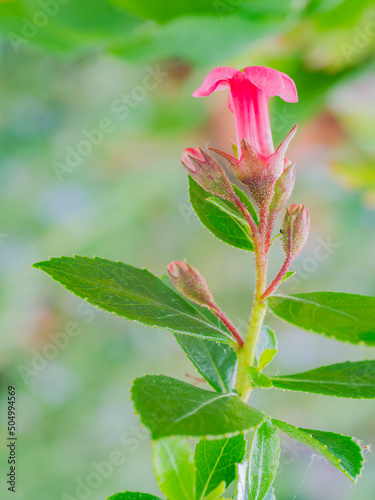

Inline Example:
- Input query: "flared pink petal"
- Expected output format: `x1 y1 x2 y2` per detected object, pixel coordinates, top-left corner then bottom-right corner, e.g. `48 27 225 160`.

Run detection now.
193 67 240 97
243 66 298 102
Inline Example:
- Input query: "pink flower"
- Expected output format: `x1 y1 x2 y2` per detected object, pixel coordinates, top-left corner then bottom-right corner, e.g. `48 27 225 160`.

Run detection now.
193 66 297 157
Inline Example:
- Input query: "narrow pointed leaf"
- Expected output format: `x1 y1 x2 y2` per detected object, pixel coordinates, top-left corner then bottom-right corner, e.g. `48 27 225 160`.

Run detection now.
189 177 257 251
152 437 195 500
270 360 375 398
247 418 280 500
33 256 233 343
195 434 246 499
131 375 265 439
272 419 365 483
268 292 375 345
107 493 163 500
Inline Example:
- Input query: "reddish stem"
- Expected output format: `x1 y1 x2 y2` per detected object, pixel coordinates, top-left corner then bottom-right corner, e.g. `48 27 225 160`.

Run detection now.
261 254 293 300
211 305 244 347
258 203 269 238
233 196 259 238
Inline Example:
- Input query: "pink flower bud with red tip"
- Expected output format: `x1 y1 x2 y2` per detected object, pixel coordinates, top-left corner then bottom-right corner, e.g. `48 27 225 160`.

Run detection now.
181 148 236 202
269 162 296 216
167 260 245 346
181 147 236 202
281 204 310 261
167 260 214 308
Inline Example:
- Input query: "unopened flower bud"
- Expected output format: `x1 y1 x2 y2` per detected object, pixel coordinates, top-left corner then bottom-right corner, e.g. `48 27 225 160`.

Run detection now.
167 260 214 308
269 163 296 215
281 204 309 260
211 125 297 208
181 147 236 202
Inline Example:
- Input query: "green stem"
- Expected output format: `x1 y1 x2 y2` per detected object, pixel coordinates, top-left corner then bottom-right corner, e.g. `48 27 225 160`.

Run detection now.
235 298 267 401
235 203 269 401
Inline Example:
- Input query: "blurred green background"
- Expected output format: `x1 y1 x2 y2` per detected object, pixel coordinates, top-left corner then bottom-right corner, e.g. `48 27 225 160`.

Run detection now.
0 0 375 499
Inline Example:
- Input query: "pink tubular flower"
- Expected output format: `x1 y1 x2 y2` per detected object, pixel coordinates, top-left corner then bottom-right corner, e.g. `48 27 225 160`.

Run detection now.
193 66 298 158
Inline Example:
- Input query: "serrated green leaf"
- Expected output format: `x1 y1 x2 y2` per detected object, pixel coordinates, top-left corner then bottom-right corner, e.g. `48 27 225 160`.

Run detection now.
255 327 277 371
162 275 238 393
270 360 375 398
131 375 265 439
107 493 162 500
176 334 238 393
152 437 195 500
33 256 233 344
189 177 257 251
203 481 226 500
195 434 246 499
234 445 278 500
272 419 365 483
247 368 273 389
248 418 280 500
268 292 375 345
206 197 249 227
